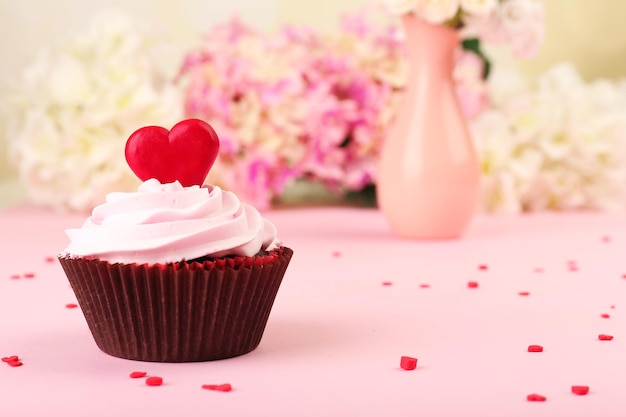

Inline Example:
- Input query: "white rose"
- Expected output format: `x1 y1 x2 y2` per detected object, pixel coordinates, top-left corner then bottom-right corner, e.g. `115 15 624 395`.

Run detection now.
414 0 461 24
460 0 498 18
380 0 419 15
499 0 542 36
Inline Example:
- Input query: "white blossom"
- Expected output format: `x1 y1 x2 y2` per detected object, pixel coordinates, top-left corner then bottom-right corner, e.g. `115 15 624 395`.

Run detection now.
472 63 626 212
2 11 183 212
414 0 461 24
460 0 498 18
380 0 419 15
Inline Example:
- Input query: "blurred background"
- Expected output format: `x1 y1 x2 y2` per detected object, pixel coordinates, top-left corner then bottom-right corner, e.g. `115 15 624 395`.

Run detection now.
1 0 625 189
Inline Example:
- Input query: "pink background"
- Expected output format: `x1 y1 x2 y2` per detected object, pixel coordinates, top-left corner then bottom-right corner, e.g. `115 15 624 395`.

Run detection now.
1 204 625 416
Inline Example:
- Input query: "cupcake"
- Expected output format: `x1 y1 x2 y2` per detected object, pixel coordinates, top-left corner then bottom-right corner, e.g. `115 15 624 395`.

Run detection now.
58 119 293 362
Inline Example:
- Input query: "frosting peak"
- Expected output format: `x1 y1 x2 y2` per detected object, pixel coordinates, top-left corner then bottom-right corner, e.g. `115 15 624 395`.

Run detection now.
63 179 280 264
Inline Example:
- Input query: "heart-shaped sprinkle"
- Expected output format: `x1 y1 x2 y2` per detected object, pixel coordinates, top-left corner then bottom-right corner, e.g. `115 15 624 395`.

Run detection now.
571 385 589 395
125 119 219 187
400 356 418 370
145 376 163 386
202 383 232 392
527 393 546 402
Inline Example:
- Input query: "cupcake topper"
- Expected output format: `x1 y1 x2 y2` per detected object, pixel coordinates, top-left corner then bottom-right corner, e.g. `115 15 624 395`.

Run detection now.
125 119 220 187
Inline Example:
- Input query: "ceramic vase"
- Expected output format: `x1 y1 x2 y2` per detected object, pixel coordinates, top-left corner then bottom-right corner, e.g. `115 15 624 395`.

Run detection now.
377 14 480 239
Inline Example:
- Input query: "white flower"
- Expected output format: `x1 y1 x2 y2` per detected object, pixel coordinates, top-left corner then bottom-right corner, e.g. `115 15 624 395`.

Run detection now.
498 0 545 57
414 0 461 24
2 11 183 212
460 0 498 18
499 0 538 34
472 63 626 212
380 0 419 15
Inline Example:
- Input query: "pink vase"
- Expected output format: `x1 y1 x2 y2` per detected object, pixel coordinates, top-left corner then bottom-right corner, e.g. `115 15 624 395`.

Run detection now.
377 14 480 240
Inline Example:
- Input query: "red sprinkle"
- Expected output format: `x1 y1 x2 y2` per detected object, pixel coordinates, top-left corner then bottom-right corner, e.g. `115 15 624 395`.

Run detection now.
23 273 35 278
9 274 20 280
527 345 543 352
202 384 232 392
400 356 418 370
130 371 147 378
65 303 79 309
7 360 23 367
419 284 430 289
145 376 163 386
571 386 590 396
467 281 479 289
598 334 614 341
45 257 55 263
610 305 615 309
2 356 19 363
382 281 393 286
600 313 610 319
527 393 547 402
518 291 530 296
478 264 488 271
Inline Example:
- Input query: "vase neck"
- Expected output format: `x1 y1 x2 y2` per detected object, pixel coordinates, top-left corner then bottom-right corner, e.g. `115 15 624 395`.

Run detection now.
401 14 459 75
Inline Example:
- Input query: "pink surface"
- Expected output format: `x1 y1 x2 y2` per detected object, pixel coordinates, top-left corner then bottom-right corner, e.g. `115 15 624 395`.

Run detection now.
1 204 626 417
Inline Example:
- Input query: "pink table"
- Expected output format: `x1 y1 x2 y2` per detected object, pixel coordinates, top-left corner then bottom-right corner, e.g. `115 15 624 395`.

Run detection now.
1 204 625 417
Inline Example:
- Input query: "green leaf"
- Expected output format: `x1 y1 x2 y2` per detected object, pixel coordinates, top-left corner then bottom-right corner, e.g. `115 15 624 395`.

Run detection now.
461 37 491 80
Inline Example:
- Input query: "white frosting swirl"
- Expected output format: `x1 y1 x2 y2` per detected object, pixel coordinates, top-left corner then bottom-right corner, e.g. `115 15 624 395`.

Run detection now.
63 179 280 264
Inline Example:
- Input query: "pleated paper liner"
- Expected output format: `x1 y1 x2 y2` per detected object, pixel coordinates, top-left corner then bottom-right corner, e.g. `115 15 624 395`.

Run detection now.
58 247 293 362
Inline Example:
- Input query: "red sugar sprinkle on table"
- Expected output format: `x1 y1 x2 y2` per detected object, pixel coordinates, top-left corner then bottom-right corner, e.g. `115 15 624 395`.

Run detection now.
65 303 79 309
527 394 547 402
419 284 430 289
478 264 488 271
202 384 232 392
600 313 610 319
382 281 393 286
527 345 543 352
3 356 23 367
9 274 20 280
145 376 163 386
23 273 35 279
45 257 55 263
610 305 615 309
598 334 614 341
467 281 479 289
518 291 530 296
130 371 147 378
571 386 590 396
400 356 418 370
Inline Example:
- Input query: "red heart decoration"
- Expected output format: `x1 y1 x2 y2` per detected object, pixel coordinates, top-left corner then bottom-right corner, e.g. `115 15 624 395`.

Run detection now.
125 119 219 187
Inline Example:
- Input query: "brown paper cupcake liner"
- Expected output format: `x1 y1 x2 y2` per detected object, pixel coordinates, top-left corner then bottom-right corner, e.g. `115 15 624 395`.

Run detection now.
58 247 293 362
